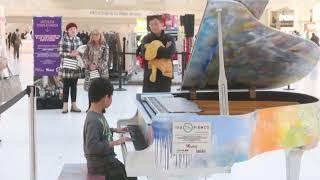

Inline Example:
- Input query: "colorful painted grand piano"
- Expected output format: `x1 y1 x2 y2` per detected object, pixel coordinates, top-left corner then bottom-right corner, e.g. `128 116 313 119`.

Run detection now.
118 0 320 179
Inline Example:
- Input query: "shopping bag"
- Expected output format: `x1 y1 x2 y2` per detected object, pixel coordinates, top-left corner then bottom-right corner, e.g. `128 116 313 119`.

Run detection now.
0 65 22 103
0 43 7 71
0 56 7 71
62 58 78 70
89 70 100 80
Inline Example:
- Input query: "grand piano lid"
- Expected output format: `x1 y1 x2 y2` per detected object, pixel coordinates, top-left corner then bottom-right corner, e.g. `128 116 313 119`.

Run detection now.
235 0 269 19
181 0 320 90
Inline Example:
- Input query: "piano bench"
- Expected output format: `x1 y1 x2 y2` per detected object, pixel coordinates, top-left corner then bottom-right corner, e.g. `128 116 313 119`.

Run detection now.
58 164 105 180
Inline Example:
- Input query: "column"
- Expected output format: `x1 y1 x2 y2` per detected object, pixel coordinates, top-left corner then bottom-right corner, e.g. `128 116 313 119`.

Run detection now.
0 6 6 54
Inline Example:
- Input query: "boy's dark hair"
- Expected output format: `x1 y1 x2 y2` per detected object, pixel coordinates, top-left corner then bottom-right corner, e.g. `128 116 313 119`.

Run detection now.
89 78 114 103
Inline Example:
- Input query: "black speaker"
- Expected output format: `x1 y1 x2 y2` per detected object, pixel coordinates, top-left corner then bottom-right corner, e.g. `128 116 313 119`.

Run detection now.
183 14 195 37
180 15 185 26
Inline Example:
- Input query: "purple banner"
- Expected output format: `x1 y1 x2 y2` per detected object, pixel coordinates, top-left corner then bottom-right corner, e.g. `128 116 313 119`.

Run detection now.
33 17 62 76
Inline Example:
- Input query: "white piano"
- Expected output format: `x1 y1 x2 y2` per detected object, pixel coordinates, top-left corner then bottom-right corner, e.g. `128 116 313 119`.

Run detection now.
118 0 320 179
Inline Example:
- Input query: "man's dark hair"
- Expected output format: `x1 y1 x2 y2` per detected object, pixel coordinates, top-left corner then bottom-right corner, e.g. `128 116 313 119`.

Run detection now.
147 15 162 23
147 15 163 31
16 29 19 32
89 78 114 103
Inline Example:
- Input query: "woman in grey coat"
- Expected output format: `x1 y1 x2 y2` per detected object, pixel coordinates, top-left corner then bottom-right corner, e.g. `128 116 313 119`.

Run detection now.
83 29 109 111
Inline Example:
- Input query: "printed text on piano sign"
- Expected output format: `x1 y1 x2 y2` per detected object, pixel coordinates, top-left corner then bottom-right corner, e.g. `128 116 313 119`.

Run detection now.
172 121 212 155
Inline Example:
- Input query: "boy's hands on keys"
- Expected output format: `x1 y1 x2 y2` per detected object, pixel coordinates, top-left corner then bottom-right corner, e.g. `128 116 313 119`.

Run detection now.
109 137 131 147
113 127 129 134
113 137 132 146
109 127 133 147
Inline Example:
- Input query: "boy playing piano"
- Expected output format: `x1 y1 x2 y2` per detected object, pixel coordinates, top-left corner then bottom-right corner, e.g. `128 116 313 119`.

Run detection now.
83 78 137 180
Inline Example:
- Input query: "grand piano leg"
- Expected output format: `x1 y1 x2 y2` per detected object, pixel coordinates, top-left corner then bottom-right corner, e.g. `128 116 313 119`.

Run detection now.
285 148 304 180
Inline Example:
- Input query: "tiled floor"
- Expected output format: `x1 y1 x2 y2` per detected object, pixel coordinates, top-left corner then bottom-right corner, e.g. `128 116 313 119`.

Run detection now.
1 46 320 180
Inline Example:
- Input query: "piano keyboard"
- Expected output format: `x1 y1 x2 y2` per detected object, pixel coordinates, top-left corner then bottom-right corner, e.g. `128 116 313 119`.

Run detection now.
127 125 148 151
121 125 149 164
121 125 148 156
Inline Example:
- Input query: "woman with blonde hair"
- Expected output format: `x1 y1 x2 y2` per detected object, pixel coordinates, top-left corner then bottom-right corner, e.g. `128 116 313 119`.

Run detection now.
83 29 109 111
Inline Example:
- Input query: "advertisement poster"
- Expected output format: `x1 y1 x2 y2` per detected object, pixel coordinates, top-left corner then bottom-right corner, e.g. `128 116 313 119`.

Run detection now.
33 16 62 76
33 17 63 110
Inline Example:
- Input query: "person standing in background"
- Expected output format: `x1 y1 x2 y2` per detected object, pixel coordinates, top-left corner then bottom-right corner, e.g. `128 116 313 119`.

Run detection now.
80 30 86 44
7 32 11 50
83 29 109 111
311 33 320 46
84 32 90 44
77 31 81 39
293 30 300 36
59 23 83 113
12 29 22 60
5 32 8 49
141 15 176 92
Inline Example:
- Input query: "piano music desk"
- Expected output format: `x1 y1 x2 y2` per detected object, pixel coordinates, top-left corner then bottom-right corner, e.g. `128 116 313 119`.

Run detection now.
194 100 299 115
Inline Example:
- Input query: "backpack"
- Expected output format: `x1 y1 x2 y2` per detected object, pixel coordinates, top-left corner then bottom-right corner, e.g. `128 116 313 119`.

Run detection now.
10 33 16 44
